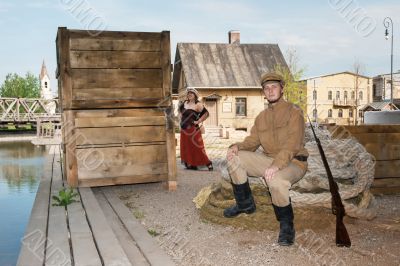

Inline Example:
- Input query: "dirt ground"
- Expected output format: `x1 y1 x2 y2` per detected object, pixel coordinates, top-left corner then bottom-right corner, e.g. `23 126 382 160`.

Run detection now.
116 164 400 266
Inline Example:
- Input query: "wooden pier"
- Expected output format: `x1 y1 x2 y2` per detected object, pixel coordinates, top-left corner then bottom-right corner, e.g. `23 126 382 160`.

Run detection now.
17 147 174 266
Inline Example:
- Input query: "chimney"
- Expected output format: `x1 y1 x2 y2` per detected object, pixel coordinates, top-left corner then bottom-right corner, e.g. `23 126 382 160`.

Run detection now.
228 30 240 44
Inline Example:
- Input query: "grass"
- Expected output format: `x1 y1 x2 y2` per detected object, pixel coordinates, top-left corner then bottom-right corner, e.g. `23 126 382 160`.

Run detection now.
147 229 160 237
133 209 145 219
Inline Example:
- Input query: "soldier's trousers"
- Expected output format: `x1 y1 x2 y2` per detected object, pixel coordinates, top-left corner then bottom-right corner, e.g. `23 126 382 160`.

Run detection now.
227 151 307 207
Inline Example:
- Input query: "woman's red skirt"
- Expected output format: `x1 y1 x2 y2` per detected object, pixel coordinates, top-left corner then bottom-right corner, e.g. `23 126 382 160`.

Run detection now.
180 126 211 167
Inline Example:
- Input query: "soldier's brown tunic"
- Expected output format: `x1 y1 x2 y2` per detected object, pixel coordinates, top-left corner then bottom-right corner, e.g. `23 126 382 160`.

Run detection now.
235 97 308 171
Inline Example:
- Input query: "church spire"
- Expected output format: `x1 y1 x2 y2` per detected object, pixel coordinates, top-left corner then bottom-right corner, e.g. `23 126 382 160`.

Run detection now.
40 60 48 80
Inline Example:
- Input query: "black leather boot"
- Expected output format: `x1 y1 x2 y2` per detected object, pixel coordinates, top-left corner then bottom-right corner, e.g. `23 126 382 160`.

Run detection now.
273 203 295 246
223 181 256 218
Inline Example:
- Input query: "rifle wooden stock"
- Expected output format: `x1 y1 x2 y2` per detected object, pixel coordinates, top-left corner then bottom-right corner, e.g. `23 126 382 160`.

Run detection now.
307 117 351 247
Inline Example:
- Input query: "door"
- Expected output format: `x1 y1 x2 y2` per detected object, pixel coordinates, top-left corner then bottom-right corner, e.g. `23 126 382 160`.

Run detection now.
204 100 217 126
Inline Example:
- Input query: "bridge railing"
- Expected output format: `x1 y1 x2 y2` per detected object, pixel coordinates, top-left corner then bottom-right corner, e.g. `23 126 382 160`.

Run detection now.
0 97 59 123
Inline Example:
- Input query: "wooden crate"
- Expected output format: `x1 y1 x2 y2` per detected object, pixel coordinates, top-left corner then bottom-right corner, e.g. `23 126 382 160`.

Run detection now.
56 28 176 189
334 125 400 194
56 27 171 110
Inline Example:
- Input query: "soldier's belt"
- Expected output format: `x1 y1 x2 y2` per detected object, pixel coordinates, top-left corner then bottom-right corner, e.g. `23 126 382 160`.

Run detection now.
294 155 308 162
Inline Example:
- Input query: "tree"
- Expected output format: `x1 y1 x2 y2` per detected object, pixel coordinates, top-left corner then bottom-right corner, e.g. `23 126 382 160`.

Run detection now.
274 48 307 111
352 60 365 125
0 72 41 98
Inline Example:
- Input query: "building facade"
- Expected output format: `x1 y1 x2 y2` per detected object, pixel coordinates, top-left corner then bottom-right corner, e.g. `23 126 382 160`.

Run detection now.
303 72 372 125
372 70 400 102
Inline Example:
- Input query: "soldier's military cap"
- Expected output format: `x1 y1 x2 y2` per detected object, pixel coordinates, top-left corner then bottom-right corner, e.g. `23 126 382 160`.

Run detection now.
260 72 285 87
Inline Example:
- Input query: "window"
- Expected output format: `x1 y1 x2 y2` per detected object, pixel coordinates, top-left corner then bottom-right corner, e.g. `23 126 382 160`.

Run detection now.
344 91 348 100
373 84 377 96
359 91 363 101
336 91 340 100
235 98 247 116
351 91 355 100
338 109 343 118
45 81 48 88
328 109 332 118
359 110 363 118
328 91 332 100
313 109 317 120
349 109 353 118
313 90 317 100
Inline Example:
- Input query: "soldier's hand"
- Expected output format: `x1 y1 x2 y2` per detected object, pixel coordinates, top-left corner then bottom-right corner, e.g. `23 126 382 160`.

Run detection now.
226 145 238 161
264 166 279 181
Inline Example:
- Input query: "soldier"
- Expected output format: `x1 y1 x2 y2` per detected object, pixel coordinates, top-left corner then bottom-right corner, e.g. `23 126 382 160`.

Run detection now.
224 72 308 246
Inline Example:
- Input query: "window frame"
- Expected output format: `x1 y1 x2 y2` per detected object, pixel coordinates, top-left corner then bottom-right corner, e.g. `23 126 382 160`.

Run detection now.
235 97 247 117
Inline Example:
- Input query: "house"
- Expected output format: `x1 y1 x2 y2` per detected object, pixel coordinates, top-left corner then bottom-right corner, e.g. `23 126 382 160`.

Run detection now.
172 30 289 130
301 71 372 125
372 70 400 102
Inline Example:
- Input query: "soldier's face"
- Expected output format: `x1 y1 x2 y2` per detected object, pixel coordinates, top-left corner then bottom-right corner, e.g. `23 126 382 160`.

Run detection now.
263 81 283 102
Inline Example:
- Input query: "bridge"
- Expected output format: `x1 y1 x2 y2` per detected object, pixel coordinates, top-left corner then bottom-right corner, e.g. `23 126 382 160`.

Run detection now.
0 97 60 123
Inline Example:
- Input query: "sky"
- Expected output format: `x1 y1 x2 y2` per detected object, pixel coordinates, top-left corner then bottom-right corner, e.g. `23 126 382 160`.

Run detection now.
1 0 400 95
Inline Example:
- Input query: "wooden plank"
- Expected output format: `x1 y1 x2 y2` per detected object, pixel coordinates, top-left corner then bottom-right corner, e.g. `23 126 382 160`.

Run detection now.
75 126 166 145
374 160 400 178
102 189 175 266
363 143 400 160
79 188 132 265
72 87 163 101
78 174 167 187
77 144 167 164
345 125 400 134
17 155 53 266
45 153 72 266
70 38 161 51
71 69 162 90
64 110 78 187
372 177 400 188
371 186 400 195
75 116 165 128
57 27 73 110
69 30 161 51
79 162 168 179
67 198 102 266
70 98 171 109
93 190 150 266
70 50 161 68
352 133 400 144
74 108 164 118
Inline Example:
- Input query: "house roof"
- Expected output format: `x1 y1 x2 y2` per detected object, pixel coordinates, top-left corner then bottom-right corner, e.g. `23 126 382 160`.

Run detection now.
361 100 399 111
172 42 288 90
301 71 371 81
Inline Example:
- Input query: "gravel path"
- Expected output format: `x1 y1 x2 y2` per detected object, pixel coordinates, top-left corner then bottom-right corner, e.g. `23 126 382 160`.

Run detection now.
115 132 400 266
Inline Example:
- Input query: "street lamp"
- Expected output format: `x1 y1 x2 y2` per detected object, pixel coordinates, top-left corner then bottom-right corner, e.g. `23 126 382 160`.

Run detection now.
383 17 393 105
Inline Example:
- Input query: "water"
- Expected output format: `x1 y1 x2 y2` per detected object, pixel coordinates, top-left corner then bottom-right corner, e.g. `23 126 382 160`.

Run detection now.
0 141 47 266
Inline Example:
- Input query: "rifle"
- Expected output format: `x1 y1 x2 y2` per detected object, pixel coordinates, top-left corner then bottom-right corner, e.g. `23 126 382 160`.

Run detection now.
307 116 351 247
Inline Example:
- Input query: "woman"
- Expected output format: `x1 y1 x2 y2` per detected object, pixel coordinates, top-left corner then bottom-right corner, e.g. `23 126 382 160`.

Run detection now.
179 88 213 171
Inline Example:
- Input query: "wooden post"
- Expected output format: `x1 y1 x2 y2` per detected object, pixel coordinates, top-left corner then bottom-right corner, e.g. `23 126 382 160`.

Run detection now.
36 118 41 137
64 110 78 187
57 27 72 110
165 107 177 191
160 31 172 105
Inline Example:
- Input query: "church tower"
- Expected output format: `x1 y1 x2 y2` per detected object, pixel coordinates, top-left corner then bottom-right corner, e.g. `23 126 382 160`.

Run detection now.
40 60 53 99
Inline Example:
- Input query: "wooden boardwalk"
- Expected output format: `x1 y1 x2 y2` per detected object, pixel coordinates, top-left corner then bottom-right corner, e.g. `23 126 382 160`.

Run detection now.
17 147 174 266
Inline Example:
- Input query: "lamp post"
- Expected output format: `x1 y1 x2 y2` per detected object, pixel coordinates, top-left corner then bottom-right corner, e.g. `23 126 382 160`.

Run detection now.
383 17 393 105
